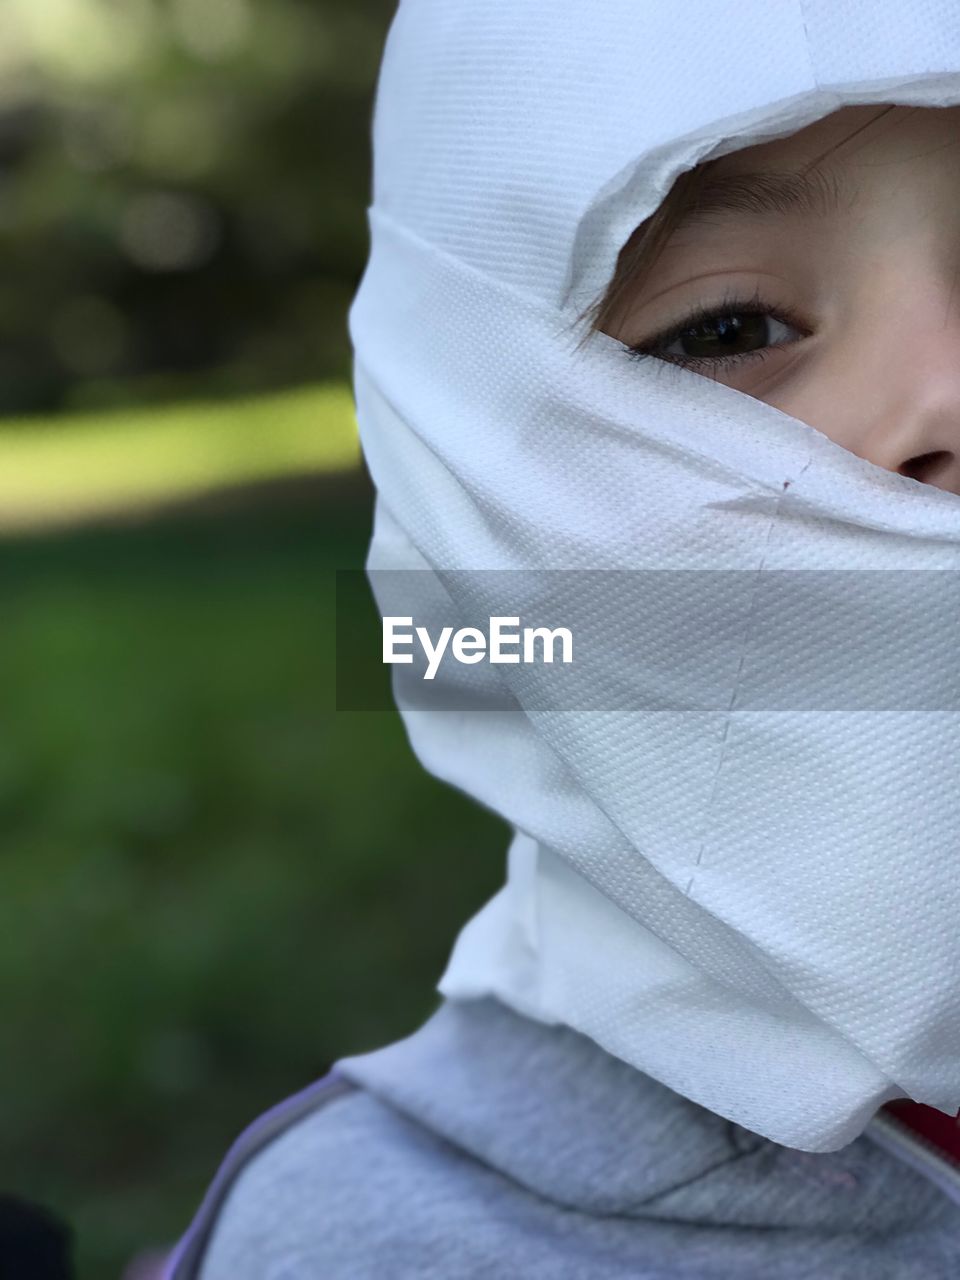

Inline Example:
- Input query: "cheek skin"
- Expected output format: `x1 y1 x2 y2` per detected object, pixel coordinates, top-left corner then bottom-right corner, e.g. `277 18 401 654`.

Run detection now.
725 340 813 403
731 305 882 451
759 349 844 438
617 228 852 404
766 257 956 459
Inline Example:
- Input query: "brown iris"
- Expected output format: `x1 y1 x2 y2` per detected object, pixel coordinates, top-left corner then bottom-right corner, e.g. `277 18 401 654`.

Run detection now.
674 313 768 358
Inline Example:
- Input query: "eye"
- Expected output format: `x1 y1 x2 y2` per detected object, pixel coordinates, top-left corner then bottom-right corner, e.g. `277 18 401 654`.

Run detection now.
661 311 797 361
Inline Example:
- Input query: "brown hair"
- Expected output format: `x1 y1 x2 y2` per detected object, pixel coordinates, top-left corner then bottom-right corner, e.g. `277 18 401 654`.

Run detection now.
572 161 720 348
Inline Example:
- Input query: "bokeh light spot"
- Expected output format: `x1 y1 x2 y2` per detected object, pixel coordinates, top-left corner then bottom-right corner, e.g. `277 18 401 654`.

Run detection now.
120 191 221 272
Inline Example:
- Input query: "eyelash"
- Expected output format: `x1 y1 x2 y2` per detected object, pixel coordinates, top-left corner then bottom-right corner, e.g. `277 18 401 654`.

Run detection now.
622 285 810 374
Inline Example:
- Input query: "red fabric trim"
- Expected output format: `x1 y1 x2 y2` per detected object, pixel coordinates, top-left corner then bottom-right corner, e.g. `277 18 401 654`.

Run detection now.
881 1099 960 1167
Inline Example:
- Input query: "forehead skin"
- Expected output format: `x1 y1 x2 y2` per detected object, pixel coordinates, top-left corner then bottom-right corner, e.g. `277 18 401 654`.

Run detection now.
704 103 960 238
717 103 960 174
617 103 960 329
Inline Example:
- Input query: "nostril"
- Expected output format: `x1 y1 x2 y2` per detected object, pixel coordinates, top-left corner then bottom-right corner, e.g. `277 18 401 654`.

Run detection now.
897 450 953 484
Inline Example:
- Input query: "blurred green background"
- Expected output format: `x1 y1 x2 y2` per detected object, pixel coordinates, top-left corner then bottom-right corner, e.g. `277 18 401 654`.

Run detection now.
0 3 507 1277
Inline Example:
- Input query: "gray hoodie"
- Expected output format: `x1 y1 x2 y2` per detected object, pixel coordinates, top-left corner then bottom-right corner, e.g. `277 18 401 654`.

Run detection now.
166 995 960 1279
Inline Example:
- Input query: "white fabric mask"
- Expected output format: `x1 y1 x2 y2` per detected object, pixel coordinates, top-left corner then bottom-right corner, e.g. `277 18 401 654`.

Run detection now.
349 0 960 1152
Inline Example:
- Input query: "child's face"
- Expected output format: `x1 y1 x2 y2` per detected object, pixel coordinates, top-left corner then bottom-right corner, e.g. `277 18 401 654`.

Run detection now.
602 104 960 494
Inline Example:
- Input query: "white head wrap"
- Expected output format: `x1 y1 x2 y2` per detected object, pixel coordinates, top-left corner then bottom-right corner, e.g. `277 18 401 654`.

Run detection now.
349 0 960 1152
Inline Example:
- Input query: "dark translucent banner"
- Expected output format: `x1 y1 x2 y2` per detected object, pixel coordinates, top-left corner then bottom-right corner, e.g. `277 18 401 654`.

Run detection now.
335 568 960 713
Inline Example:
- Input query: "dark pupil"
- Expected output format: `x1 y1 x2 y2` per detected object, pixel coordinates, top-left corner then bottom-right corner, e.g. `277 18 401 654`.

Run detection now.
679 313 767 358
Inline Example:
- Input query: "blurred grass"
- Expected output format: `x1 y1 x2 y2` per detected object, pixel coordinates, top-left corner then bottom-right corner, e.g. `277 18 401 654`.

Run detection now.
0 406 507 1278
0 383 360 530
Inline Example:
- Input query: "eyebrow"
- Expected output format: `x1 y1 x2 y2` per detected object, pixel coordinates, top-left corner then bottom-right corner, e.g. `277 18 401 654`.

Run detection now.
673 165 853 231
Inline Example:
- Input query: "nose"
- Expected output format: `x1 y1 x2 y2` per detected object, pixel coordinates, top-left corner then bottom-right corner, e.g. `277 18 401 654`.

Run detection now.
828 302 960 497
875 420 960 493
864 363 960 494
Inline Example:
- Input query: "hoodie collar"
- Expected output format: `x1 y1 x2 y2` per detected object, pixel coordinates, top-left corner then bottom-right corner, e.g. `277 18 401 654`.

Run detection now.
335 995 955 1233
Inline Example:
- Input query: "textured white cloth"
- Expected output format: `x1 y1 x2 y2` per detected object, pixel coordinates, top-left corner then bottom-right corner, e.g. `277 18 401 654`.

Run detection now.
348 0 960 1152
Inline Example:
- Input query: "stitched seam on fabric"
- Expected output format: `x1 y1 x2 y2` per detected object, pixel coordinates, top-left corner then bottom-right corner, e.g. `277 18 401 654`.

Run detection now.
341 1076 774 1225
633 1140 770 1213
684 458 814 900
796 0 820 90
366 319 837 1032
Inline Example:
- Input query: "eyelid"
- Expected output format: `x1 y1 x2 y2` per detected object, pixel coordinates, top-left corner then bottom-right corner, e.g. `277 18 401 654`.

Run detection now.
624 284 811 364
625 342 776 379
